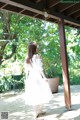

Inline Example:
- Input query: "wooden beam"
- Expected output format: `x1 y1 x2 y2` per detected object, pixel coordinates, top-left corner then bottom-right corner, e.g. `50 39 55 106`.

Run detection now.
0 0 43 15
72 11 80 19
60 4 76 12
68 9 80 16
21 10 36 17
58 18 71 109
0 0 80 27
4 5 23 13
66 4 80 16
48 0 60 8
29 0 43 3
33 13 39 17
76 14 80 19
49 9 80 27
19 9 26 14
0 3 7 9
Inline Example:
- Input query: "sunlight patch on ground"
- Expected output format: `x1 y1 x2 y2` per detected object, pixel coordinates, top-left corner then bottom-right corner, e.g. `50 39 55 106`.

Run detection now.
39 114 59 120
10 112 25 116
3 94 24 103
59 109 80 120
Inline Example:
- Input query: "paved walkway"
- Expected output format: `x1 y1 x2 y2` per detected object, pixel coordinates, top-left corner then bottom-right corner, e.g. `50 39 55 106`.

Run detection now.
0 85 80 120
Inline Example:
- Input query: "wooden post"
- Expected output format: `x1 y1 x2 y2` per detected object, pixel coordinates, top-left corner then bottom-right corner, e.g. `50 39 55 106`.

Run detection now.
58 18 71 109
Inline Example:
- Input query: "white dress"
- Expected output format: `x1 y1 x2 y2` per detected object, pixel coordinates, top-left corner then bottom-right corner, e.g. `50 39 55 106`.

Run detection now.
24 54 53 106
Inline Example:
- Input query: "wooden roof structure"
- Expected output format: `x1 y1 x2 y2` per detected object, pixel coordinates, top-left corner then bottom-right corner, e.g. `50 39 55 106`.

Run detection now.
0 0 80 110
0 0 80 28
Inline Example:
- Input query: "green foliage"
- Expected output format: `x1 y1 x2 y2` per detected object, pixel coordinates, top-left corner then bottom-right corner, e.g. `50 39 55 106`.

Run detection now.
0 74 25 93
65 26 80 85
44 65 58 78
0 75 12 93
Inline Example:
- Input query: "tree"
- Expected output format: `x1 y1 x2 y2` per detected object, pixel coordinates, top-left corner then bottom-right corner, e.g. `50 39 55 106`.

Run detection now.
0 10 19 65
0 10 61 78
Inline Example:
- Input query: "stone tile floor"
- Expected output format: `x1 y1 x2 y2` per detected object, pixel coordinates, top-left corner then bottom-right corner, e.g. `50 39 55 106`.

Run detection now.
0 85 80 120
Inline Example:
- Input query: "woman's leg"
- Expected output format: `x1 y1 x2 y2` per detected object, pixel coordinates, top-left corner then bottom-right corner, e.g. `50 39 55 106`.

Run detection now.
34 105 42 117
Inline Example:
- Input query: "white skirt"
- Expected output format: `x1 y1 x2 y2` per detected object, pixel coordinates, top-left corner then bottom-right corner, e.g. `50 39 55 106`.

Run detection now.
24 71 53 106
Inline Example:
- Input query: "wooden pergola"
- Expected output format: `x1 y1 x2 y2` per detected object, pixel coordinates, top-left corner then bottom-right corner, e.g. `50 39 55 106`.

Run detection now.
0 0 80 109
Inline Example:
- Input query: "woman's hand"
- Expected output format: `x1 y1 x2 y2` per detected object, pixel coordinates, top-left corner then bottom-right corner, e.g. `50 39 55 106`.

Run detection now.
44 78 48 82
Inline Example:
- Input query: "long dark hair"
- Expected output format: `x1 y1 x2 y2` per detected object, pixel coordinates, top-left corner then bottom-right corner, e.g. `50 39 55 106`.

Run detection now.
26 42 37 63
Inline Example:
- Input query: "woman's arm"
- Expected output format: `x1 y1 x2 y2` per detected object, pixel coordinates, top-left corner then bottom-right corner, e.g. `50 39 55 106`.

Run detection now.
36 55 47 81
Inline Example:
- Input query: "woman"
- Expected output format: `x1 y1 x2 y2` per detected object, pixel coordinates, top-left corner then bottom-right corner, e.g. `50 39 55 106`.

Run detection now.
24 42 53 118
